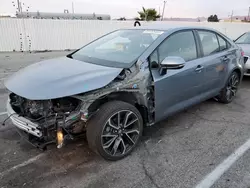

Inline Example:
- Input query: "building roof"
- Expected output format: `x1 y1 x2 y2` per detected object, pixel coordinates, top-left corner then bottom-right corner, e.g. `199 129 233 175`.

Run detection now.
16 12 111 20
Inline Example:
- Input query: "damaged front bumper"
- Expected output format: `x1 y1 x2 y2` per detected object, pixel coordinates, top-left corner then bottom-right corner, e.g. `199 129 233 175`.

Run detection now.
6 98 42 137
6 96 84 150
6 98 53 149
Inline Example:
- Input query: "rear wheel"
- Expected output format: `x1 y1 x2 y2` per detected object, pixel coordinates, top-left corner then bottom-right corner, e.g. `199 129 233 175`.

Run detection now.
216 71 240 104
86 101 143 161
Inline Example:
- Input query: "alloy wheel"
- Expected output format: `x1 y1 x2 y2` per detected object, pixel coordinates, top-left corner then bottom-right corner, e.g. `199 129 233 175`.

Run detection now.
101 110 140 157
226 73 239 101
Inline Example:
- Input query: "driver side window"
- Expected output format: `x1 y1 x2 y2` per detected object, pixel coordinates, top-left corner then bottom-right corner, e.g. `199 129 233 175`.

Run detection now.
149 30 197 68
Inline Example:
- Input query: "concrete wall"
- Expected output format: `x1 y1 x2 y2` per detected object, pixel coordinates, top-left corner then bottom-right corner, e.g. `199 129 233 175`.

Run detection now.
0 18 250 52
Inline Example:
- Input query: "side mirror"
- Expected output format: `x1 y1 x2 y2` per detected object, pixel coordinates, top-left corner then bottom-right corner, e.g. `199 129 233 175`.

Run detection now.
159 56 185 75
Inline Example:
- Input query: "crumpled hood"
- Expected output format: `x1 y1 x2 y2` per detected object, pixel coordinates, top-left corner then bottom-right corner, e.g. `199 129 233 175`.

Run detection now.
5 57 123 100
237 44 250 56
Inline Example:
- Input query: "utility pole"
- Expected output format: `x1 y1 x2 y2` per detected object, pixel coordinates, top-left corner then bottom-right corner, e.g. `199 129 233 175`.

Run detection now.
248 7 250 21
230 10 234 22
72 2 75 14
16 0 21 12
161 1 166 21
145 10 148 21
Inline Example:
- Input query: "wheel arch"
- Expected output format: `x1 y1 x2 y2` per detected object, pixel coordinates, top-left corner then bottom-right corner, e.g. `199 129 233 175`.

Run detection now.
88 91 149 124
227 68 243 86
232 68 242 79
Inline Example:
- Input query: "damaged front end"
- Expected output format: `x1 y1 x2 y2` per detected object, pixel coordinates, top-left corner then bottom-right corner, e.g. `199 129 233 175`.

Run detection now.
6 93 84 149
3 56 126 149
5 61 154 150
4 53 155 151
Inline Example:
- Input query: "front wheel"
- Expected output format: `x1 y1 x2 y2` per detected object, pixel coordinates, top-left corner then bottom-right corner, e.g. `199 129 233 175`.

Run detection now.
86 101 143 161
216 71 240 104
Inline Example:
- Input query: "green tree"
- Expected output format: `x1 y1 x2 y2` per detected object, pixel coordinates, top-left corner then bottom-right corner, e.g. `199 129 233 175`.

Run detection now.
138 7 160 21
207 14 219 22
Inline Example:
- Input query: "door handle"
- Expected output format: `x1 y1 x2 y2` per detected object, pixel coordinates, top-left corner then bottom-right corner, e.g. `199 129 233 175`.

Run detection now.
195 65 204 72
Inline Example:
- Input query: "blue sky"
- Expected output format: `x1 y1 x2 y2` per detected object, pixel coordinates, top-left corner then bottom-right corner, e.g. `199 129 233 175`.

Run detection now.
0 0 249 18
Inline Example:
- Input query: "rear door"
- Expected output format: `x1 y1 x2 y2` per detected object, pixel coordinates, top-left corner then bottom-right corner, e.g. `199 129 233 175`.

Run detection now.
196 30 229 92
150 30 206 122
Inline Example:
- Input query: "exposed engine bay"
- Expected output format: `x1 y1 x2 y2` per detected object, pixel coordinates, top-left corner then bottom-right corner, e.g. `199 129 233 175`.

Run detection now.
10 93 80 121
8 93 84 149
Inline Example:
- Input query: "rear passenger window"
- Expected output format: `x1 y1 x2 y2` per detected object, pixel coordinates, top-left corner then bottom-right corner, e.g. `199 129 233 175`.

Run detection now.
217 35 228 51
198 31 220 56
158 31 197 62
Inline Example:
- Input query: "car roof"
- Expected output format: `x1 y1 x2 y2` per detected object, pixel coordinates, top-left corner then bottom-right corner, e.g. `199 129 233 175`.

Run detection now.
129 24 219 33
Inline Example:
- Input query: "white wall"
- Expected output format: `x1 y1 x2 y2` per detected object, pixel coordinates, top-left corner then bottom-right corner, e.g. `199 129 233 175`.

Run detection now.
0 18 250 52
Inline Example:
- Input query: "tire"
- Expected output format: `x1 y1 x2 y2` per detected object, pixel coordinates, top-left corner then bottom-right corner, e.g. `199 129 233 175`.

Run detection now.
86 101 143 161
216 71 240 104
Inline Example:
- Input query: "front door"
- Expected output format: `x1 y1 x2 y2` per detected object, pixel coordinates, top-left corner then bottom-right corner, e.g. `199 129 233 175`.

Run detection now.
150 30 206 122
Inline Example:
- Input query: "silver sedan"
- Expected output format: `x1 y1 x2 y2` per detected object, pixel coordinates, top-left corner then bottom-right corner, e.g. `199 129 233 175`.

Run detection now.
235 32 250 76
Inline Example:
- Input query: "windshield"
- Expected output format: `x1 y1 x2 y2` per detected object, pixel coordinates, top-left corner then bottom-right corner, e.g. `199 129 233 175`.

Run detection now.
235 32 250 44
71 29 164 68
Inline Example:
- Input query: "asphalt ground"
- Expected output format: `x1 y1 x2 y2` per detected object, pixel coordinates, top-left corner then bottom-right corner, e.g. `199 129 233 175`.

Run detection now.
1 52 250 188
